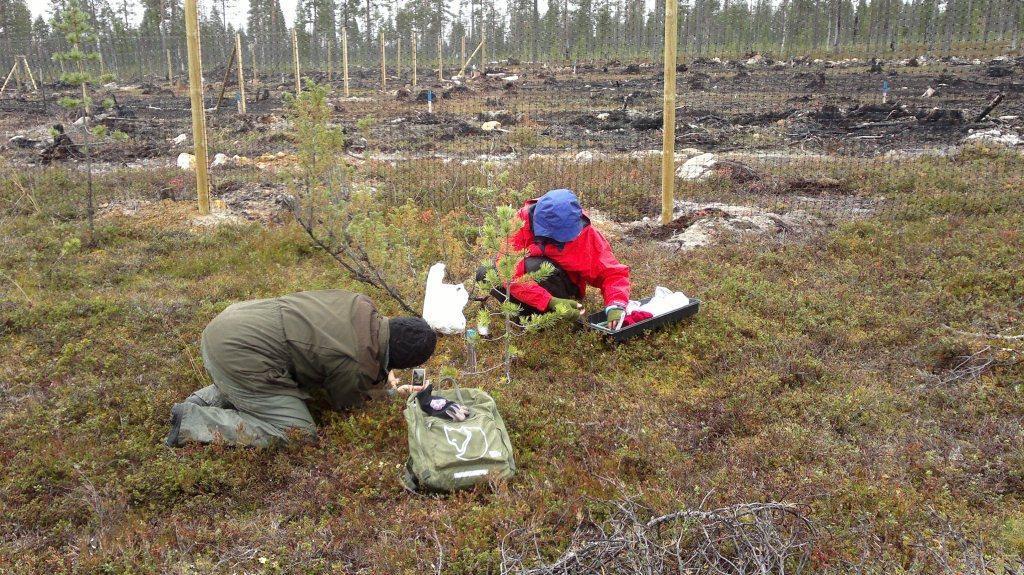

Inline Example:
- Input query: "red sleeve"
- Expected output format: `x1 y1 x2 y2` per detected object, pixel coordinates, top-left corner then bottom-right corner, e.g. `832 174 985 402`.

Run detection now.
508 258 555 311
587 230 630 307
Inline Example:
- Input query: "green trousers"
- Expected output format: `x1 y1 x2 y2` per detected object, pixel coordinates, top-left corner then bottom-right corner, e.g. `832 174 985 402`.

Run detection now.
175 349 317 447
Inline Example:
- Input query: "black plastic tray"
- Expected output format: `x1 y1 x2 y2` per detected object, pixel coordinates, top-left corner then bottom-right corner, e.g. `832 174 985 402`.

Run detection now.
586 297 700 343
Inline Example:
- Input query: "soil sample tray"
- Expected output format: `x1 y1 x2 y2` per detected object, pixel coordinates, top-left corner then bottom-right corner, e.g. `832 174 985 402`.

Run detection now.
586 297 701 343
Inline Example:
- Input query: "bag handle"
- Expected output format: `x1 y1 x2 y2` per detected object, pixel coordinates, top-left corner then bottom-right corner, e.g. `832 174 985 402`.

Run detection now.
437 375 465 405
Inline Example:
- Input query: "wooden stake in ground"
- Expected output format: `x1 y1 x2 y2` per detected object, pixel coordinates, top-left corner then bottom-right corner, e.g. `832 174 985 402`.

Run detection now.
250 44 258 87
234 33 247 113
396 39 401 80
660 0 679 225
380 32 386 92
19 56 38 91
411 32 417 88
214 44 237 110
166 48 174 82
0 62 18 97
461 35 466 71
342 29 349 97
481 29 486 71
456 40 483 79
291 28 301 94
327 41 332 82
437 35 443 81
184 0 211 215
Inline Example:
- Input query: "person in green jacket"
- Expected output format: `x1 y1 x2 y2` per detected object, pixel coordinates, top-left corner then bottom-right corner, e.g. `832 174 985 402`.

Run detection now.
164 290 437 447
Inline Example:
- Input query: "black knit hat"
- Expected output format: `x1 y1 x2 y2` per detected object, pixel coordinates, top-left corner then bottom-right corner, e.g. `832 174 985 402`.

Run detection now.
387 317 438 369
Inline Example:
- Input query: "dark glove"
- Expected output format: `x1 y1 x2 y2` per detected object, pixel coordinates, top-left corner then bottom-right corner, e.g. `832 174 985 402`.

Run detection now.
549 297 583 319
415 384 469 421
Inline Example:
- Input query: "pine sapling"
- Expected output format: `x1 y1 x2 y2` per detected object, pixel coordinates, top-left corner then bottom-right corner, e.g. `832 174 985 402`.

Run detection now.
51 0 114 247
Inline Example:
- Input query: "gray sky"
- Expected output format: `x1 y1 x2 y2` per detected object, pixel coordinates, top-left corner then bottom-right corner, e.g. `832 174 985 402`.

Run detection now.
24 0 585 30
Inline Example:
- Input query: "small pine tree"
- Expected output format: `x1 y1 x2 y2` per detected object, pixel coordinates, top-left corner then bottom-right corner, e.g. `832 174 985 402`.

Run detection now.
474 205 563 383
51 0 114 246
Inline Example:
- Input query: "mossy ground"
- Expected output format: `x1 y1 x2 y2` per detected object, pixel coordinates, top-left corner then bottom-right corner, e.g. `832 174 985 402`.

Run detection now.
1 147 1022 573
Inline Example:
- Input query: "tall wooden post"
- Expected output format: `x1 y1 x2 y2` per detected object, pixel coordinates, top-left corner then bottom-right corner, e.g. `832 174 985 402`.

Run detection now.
342 29 350 96
660 0 679 225
327 41 333 81
291 28 301 93
461 35 466 70
235 33 247 113
411 32 417 88
184 0 211 215
397 39 401 80
166 48 174 82
482 29 487 70
250 44 258 86
437 35 443 80
380 32 387 91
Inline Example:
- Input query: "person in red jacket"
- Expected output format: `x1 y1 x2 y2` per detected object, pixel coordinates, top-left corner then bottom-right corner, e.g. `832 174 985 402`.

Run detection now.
477 188 631 328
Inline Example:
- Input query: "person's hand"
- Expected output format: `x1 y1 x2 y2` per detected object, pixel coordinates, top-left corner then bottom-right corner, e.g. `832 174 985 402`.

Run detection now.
549 297 584 320
390 370 427 397
605 306 625 330
416 384 470 421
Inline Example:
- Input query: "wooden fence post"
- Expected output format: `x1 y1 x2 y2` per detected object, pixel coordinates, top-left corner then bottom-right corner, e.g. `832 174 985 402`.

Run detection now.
342 29 350 97
411 32 417 88
660 0 679 225
166 49 174 82
184 0 211 215
327 41 333 82
380 32 387 91
292 28 301 94
397 39 401 80
437 35 443 81
235 33 247 113
461 35 466 70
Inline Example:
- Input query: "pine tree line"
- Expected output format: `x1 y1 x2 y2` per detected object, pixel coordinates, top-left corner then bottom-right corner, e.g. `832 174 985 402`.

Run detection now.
0 0 1020 84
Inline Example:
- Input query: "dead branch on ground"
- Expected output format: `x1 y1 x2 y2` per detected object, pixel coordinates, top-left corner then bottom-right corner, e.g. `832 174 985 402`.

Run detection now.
501 499 814 575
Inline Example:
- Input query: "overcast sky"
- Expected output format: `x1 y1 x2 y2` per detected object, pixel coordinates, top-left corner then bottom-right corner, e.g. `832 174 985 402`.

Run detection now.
26 0 293 29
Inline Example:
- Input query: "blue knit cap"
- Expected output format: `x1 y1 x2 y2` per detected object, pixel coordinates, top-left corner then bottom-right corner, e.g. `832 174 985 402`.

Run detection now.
532 189 586 244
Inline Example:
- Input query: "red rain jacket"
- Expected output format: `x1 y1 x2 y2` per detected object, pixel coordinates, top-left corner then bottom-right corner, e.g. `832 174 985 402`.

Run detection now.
504 199 631 311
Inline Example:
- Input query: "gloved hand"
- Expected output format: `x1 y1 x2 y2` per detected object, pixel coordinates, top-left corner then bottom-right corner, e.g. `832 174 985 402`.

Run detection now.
605 305 625 329
415 384 470 421
549 297 584 319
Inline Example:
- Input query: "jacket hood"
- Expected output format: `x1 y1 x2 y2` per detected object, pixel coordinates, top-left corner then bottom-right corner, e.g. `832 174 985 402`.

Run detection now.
525 189 589 244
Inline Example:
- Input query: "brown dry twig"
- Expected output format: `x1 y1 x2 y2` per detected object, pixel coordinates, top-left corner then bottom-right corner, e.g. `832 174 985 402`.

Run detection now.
501 499 814 575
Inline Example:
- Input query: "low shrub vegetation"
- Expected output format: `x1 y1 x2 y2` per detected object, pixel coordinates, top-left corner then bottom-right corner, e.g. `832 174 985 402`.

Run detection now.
1 147 1022 573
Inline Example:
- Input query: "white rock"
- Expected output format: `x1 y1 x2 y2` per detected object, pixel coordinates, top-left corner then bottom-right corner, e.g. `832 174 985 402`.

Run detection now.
481 120 502 132
170 133 187 145
211 153 229 167
922 86 936 98
176 152 196 171
964 128 1022 147
597 112 610 120
501 75 519 82
675 153 717 181
574 150 602 162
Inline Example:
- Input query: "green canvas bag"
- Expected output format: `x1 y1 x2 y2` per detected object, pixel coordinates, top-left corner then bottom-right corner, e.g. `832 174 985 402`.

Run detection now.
402 379 516 493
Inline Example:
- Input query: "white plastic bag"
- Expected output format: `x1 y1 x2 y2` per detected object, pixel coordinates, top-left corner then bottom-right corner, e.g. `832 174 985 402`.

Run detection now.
422 262 469 334
638 286 690 317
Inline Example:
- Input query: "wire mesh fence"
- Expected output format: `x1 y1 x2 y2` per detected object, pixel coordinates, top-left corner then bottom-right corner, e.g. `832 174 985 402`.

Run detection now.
0 2 1020 230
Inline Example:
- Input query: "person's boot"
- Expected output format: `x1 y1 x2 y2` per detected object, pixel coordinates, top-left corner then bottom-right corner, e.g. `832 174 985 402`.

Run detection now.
164 403 190 447
185 385 231 408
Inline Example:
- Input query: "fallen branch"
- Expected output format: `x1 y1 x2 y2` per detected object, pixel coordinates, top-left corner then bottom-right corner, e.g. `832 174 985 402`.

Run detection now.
943 324 1024 341
972 93 1005 123
502 499 814 575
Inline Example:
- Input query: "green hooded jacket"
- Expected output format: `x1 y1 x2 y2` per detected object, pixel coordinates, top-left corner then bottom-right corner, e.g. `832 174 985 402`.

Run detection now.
200 290 390 410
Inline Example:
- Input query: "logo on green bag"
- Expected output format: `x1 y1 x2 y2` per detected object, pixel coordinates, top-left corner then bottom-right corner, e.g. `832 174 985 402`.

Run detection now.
443 425 489 461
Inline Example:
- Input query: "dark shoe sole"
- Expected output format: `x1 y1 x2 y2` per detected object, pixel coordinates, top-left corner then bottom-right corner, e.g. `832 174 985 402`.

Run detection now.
164 403 189 447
